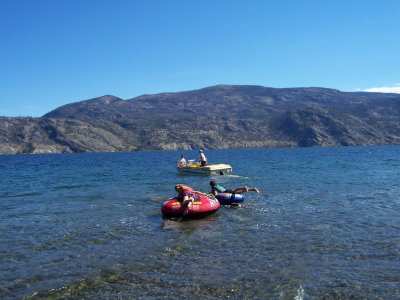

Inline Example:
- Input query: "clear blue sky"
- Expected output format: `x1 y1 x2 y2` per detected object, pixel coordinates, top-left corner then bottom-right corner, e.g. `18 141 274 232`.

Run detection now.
1 0 399 117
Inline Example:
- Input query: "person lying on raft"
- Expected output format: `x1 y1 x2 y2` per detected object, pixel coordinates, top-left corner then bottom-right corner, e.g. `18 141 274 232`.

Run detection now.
210 180 260 196
175 184 204 216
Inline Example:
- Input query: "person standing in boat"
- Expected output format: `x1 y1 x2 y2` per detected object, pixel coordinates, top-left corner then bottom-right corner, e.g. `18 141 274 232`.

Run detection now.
177 155 187 167
210 180 260 196
198 150 207 167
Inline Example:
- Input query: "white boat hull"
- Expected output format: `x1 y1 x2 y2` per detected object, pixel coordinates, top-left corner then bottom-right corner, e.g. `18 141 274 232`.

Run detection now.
176 164 232 176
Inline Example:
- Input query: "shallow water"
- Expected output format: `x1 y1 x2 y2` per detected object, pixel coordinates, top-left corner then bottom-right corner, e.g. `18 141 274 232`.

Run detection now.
0 146 400 299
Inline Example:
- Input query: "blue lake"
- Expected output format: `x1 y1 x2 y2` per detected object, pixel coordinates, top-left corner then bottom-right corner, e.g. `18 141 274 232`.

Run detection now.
1 146 400 299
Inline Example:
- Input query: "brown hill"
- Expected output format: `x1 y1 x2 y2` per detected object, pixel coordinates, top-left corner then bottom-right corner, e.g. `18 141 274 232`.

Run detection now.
1 85 400 154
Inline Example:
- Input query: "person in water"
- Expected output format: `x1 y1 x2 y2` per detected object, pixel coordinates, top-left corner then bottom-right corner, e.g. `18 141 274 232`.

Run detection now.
210 180 260 196
177 155 187 167
175 184 203 216
198 150 207 167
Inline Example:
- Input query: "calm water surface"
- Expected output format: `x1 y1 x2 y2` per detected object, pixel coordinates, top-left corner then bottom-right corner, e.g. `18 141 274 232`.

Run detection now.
0 146 400 299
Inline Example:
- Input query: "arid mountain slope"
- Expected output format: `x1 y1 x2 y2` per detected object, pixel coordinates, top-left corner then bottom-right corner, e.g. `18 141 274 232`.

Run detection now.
1 85 400 154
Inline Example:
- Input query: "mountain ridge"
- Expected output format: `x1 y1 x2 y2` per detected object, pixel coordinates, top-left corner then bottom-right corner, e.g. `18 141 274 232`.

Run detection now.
1 85 400 154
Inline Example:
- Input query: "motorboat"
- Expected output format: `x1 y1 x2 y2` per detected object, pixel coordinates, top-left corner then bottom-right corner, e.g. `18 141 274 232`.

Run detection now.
176 160 232 176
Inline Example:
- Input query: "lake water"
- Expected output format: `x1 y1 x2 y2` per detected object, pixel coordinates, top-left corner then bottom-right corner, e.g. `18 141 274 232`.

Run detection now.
1 146 400 299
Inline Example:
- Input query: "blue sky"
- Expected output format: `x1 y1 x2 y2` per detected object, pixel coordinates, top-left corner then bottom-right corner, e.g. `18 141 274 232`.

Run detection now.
1 0 399 117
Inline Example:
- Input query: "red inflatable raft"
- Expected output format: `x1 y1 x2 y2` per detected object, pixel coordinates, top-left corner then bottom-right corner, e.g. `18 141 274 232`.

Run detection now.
161 192 220 218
